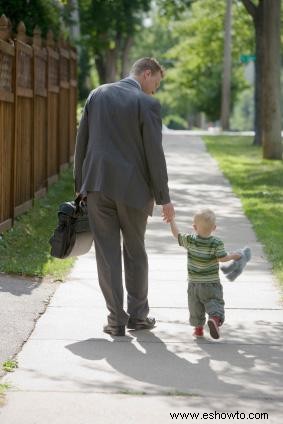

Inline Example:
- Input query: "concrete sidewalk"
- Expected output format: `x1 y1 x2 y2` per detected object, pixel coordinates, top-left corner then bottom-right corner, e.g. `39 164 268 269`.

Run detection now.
1 134 282 423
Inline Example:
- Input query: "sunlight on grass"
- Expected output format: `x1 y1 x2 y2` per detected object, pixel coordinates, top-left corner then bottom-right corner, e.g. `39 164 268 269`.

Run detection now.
203 136 283 286
0 168 76 279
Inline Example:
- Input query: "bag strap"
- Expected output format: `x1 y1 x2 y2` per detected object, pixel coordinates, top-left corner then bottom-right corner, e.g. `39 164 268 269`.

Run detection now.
74 194 87 216
74 194 82 207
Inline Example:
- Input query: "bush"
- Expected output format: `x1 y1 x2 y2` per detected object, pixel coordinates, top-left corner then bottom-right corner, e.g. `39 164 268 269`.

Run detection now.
163 114 188 130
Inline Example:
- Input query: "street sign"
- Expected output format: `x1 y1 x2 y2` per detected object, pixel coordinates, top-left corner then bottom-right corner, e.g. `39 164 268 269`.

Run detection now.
240 54 256 64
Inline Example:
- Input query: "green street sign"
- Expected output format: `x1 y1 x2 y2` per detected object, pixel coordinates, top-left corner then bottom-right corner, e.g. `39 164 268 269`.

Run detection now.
240 54 256 64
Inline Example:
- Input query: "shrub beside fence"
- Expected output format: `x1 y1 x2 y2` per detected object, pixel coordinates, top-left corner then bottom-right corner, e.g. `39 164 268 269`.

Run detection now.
0 15 77 233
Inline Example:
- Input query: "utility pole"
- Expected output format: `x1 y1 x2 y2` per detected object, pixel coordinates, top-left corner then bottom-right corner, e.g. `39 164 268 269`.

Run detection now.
220 0 232 131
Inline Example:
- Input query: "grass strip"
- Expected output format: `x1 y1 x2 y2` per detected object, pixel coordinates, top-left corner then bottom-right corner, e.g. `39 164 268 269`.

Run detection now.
2 360 18 373
203 136 283 286
0 168 76 279
0 383 10 395
0 383 10 404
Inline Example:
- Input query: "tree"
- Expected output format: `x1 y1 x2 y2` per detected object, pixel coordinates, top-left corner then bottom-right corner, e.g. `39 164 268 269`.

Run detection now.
162 0 253 123
0 0 62 37
66 0 81 44
129 7 190 128
79 0 151 84
261 0 282 159
157 0 195 18
130 0 254 128
242 0 282 160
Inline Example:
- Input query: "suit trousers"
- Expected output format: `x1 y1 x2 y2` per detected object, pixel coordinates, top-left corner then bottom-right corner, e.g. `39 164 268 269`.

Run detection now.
87 191 149 326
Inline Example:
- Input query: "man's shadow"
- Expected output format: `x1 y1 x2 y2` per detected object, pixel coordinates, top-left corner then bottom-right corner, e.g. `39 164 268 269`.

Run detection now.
66 330 244 396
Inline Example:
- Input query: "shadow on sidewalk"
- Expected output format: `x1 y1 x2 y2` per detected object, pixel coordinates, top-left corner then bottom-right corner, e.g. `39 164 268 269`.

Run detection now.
66 332 235 395
65 325 283 398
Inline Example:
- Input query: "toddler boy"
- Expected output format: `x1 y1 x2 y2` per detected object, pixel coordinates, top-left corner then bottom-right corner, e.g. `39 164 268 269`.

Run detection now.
170 208 241 339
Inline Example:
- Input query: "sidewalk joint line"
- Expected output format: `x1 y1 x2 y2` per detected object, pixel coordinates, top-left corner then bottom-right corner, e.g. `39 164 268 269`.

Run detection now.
28 338 283 346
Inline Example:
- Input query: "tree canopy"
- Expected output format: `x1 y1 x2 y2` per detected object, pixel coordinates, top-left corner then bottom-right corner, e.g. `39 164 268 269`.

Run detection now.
0 0 62 37
79 0 152 83
130 0 254 127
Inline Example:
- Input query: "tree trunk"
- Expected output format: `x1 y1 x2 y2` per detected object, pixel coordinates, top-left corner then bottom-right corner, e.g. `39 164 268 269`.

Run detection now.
261 0 282 159
95 34 120 84
95 51 119 84
220 0 233 131
105 48 118 83
95 54 107 84
121 36 133 78
253 1 264 146
67 0 80 43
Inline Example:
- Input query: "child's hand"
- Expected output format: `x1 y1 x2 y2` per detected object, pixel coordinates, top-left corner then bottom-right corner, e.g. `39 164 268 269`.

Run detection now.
234 252 242 261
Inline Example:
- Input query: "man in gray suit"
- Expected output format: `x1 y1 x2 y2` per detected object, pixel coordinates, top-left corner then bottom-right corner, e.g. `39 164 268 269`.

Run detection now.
74 57 174 336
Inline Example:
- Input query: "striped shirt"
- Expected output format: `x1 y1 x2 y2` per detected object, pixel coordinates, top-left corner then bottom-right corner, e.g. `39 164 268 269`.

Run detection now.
178 233 227 283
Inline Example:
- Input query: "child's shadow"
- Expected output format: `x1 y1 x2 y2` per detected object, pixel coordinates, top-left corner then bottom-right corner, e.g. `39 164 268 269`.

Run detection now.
66 331 243 396
197 321 283 394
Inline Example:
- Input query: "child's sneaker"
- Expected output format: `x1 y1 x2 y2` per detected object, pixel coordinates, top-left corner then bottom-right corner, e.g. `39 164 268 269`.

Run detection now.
193 326 204 337
207 316 221 339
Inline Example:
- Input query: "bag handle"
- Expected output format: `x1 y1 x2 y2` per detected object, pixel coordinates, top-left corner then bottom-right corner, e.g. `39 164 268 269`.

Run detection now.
74 194 87 216
74 194 82 207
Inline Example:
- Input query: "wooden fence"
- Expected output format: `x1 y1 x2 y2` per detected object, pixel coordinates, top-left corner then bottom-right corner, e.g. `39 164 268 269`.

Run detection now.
0 15 77 233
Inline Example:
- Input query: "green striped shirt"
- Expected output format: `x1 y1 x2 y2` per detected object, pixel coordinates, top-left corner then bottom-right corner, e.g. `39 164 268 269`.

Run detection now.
178 233 227 283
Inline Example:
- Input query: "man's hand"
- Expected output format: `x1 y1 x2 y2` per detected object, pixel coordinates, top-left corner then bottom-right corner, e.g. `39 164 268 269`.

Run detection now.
162 202 175 223
76 192 87 200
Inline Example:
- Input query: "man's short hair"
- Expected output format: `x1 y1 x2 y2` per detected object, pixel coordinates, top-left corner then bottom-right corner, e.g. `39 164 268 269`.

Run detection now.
130 57 165 78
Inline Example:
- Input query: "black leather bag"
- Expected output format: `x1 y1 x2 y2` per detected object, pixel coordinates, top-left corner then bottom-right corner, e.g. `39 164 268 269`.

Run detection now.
49 197 93 259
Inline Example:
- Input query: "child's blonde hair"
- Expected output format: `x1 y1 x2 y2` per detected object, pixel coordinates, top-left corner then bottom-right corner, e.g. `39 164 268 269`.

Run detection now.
194 208 216 232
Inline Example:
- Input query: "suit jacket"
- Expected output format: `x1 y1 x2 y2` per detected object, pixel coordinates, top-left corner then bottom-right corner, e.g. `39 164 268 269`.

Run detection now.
73 78 170 216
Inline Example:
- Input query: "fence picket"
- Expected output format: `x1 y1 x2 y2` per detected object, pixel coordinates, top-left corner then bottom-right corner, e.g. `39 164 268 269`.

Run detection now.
0 15 77 232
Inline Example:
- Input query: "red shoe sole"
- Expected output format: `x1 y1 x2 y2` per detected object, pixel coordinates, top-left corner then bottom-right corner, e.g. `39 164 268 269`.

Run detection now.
208 319 220 339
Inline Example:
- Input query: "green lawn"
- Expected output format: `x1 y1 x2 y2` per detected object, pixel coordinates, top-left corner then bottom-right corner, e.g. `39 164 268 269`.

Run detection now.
203 135 283 286
0 168 76 279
